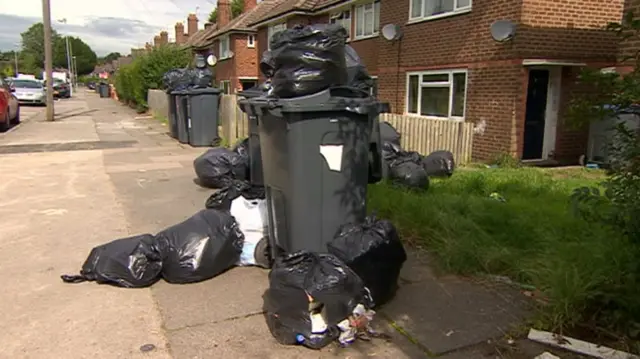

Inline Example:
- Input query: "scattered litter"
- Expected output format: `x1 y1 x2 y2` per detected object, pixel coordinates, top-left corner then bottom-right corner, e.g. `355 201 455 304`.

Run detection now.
527 328 640 359
193 147 248 189
61 234 163 288
534 352 560 359
489 192 506 202
337 304 377 346
329 216 407 307
155 209 244 284
263 251 373 350
445 330 455 337
229 195 272 268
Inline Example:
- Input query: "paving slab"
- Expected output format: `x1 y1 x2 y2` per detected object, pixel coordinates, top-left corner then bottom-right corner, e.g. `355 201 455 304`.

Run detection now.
153 267 269 330
380 275 530 355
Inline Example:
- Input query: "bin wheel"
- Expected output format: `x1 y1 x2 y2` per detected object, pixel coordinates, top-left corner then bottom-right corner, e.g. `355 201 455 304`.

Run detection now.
254 236 273 269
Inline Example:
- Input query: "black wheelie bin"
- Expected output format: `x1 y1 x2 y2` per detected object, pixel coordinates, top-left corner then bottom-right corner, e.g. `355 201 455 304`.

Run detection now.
238 85 267 186
239 87 382 258
173 90 190 144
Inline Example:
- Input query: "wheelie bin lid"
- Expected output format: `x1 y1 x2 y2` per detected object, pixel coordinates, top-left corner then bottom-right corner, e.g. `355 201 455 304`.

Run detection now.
170 89 188 95
238 87 381 117
186 87 222 95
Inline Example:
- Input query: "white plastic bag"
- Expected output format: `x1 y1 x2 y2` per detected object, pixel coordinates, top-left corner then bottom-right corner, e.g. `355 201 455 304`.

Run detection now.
230 196 268 266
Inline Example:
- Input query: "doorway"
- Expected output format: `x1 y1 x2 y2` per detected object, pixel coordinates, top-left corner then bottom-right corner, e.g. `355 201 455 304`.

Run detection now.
523 69 550 160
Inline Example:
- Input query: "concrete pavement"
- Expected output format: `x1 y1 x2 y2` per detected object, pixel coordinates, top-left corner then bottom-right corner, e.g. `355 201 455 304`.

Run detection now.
0 90 579 359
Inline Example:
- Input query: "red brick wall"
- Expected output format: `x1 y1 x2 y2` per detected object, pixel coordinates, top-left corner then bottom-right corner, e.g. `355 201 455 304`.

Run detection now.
619 0 640 65
213 33 259 93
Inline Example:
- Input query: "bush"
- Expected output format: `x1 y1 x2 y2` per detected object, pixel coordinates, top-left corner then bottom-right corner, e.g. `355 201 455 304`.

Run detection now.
114 45 191 112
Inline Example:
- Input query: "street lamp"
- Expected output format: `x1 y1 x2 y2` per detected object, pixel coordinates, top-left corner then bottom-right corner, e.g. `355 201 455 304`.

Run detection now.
57 18 73 96
72 56 77 88
13 42 20 76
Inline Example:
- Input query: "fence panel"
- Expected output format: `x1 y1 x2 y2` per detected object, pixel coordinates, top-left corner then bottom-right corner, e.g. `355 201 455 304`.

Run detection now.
219 94 248 145
381 114 474 164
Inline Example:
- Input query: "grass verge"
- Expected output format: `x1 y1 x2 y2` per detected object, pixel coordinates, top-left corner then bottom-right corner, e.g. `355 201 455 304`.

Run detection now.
367 166 640 341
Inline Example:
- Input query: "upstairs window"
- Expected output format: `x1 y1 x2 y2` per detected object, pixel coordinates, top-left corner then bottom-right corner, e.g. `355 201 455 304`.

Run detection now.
330 10 352 38
410 0 471 21
219 35 231 59
247 35 256 48
354 1 380 39
267 22 287 50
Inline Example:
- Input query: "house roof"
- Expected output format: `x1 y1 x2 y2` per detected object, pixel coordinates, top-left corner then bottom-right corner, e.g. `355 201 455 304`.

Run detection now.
197 0 288 49
186 24 218 48
248 0 346 27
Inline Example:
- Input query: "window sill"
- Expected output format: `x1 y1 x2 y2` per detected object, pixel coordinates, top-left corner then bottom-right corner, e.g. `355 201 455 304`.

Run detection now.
404 113 465 121
350 33 379 42
218 55 234 61
407 8 472 25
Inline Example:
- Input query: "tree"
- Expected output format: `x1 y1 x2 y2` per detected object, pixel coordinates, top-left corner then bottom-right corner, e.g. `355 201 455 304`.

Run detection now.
208 0 244 23
21 23 97 76
101 52 122 64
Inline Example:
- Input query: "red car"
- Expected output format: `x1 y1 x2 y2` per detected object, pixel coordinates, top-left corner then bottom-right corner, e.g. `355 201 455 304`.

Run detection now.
0 78 20 132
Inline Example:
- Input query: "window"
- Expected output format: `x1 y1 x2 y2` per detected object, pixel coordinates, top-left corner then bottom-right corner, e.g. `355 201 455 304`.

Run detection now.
220 80 231 94
355 1 380 39
406 70 467 118
330 10 351 38
267 22 287 50
410 0 471 21
219 35 231 59
247 35 255 48
370 76 378 97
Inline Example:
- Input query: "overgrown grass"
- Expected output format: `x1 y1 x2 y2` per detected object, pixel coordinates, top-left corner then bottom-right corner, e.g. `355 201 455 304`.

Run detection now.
368 167 640 337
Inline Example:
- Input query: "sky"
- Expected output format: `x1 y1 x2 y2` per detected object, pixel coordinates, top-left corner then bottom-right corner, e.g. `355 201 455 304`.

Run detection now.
0 0 217 56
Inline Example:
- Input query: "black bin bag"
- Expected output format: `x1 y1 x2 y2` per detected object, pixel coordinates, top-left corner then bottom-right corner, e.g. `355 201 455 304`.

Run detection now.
328 216 407 307
205 179 265 211
60 234 162 288
387 151 430 190
194 147 248 189
422 150 455 178
263 251 372 349
268 24 348 98
155 209 244 284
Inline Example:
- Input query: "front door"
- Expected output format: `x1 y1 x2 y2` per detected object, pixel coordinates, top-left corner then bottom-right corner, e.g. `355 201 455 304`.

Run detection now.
523 69 549 160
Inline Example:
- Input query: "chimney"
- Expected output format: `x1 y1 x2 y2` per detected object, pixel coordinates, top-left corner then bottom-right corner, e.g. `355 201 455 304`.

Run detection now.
145 42 152 51
160 31 168 45
244 0 257 12
218 0 231 27
153 35 161 48
187 13 198 36
204 22 213 30
175 22 185 44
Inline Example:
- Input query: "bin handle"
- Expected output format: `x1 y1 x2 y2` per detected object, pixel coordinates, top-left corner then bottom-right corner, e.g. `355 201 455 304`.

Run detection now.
328 86 371 99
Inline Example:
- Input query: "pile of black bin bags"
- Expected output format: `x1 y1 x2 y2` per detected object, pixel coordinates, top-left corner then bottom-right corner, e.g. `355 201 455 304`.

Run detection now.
380 121 457 190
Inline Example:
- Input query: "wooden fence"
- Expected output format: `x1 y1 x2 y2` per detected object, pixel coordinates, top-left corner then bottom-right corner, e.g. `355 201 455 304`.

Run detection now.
219 95 474 163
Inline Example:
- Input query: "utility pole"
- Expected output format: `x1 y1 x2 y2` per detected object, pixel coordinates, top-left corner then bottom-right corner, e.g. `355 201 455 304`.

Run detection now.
72 56 78 89
42 0 54 121
14 51 18 76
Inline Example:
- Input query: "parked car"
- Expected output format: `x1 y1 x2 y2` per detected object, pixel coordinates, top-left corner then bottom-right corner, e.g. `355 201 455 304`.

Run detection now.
0 77 20 132
11 79 46 106
44 79 71 98
87 81 96 90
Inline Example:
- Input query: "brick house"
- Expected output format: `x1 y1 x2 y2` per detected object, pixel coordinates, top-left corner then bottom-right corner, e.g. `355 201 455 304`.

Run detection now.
192 0 287 94
248 0 625 162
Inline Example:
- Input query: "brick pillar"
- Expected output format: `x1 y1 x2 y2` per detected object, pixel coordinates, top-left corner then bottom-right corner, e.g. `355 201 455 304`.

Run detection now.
175 22 185 44
188 13 198 37
244 0 257 12
218 0 231 27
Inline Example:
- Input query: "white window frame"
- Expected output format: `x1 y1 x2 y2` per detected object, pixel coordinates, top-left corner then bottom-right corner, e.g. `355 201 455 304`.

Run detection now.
409 0 472 23
330 9 352 39
405 69 468 120
219 35 231 59
354 1 380 40
247 34 256 48
267 22 287 50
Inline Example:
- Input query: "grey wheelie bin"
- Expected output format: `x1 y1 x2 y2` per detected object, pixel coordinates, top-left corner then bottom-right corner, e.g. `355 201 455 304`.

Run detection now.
173 90 190 144
239 87 382 258
186 88 222 147
167 92 179 139
238 86 266 186
99 83 110 98
367 102 390 184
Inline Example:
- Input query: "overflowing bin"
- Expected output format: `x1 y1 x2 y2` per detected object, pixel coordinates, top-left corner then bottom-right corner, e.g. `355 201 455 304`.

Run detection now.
173 90 190 144
185 88 222 147
238 86 267 186
239 87 382 258
167 92 179 139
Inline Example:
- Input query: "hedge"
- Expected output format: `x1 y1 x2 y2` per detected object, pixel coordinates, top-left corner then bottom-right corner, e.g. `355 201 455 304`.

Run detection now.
114 45 191 112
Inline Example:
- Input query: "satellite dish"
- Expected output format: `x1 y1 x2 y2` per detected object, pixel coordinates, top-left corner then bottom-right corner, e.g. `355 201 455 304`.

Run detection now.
490 20 516 42
227 51 234 58
207 54 217 66
382 24 402 41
